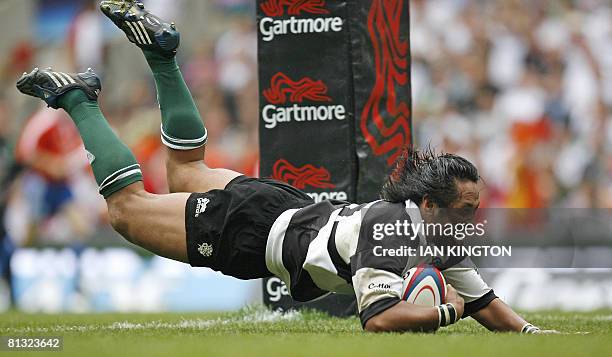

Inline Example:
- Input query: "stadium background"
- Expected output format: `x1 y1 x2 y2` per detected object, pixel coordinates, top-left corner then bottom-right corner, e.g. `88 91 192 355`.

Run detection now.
0 0 611 314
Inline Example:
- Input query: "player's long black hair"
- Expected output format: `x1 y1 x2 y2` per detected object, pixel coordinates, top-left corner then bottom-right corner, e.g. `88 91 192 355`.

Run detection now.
380 147 479 207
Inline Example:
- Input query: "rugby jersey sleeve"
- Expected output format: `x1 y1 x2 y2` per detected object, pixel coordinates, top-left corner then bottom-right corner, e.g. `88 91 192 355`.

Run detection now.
351 264 404 328
442 267 497 316
350 201 414 328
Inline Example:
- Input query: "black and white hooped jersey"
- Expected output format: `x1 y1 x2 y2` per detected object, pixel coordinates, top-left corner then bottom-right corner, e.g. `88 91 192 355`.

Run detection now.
265 199 496 327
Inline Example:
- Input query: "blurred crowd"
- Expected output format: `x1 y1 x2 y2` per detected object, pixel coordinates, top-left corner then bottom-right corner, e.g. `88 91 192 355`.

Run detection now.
0 0 610 250
411 0 612 208
0 0 257 249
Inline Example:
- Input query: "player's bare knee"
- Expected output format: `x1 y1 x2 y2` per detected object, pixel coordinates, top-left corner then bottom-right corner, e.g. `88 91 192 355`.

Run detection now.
166 167 188 193
165 160 207 193
107 198 132 238
106 190 147 241
166 166 191 193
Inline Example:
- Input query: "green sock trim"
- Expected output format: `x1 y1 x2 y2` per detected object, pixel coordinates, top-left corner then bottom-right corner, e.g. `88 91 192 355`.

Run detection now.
100 173 143 198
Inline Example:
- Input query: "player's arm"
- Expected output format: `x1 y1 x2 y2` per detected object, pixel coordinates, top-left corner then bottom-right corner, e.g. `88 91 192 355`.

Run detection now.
442 268 548 333
472 298 559 333
364 284 465 332
352 204 468 332
470 298 528 332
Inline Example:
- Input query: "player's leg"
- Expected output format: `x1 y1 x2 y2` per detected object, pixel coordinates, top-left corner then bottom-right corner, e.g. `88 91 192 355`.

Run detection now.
141 49 240 193
106 182 189 262
100 0 241 193
16 69 189 262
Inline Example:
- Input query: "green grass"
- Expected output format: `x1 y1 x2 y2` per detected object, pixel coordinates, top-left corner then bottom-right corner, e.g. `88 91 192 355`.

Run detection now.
1 306 611 356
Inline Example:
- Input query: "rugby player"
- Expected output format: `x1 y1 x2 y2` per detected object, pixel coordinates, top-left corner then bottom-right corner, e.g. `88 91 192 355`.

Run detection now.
16 0 544 334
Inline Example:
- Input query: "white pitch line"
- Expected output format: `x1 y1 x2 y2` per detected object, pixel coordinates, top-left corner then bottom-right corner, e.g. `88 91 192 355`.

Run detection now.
0 309 303 334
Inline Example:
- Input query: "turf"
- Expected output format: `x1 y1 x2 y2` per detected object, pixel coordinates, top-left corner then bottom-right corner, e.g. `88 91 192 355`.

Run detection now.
1 306 610 356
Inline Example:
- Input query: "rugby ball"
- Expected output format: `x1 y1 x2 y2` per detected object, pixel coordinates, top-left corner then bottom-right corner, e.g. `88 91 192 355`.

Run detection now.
401 265 446 306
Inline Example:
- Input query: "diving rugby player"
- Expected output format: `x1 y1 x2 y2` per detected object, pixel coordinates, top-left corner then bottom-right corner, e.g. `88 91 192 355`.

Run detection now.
16 0 543 334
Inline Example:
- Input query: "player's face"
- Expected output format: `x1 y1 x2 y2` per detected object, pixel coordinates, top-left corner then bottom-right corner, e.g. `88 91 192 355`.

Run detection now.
422 180 480 225
446 180 480 223
450 180 480 208
423 180 481 245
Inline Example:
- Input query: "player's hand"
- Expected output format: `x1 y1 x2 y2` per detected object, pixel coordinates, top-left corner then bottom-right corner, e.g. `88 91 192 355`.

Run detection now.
445 284 465 318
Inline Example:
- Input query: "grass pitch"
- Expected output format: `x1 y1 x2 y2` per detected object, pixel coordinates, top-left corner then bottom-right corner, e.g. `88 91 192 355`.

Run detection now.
1 306 611 356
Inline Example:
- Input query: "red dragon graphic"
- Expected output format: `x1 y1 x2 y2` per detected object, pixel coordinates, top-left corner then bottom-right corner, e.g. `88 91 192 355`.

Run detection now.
361 0 412 165
263 72 332 104
272 159 336 189
260 0 329 17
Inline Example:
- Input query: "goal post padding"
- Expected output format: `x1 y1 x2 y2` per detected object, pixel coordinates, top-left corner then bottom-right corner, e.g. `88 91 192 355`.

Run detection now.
258 0 412 316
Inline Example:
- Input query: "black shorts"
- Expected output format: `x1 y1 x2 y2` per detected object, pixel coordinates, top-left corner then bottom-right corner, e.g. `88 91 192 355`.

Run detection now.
185 176 313 279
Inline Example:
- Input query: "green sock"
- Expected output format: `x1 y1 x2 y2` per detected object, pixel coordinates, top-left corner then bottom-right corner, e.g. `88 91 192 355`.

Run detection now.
143 50 207 150
58 90 143 198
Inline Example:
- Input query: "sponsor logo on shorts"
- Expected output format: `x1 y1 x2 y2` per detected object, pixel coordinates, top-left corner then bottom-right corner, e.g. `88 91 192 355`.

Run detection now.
197 243 213 257
259 0 343 42
194 197 210 217
261 72 346 129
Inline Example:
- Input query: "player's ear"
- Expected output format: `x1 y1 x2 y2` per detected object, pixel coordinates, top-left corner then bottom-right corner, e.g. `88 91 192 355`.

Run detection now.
420 195 438 216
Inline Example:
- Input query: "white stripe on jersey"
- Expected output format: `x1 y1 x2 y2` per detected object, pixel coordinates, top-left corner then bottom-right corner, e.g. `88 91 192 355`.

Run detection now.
266 200 377 299
45 72 62 87
265 198 494 311
334 201 379 264
441 268 491 303
265 208 299 293
302 208 353 294
405 200 427 245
